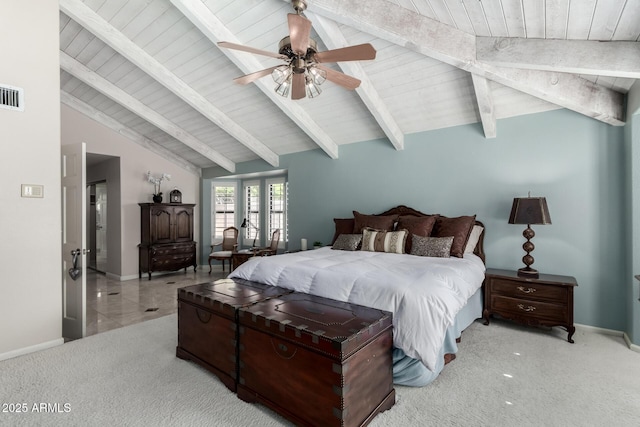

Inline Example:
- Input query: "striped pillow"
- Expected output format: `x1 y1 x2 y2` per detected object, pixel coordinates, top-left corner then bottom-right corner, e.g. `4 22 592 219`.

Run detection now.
361 227 407 254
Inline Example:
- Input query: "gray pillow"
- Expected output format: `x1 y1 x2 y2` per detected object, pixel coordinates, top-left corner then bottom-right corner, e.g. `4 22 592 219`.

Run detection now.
410 235 454 258
331 234 362 251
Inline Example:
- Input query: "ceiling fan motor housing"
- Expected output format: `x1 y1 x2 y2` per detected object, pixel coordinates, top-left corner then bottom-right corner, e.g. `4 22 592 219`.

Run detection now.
291 0 307 13
279 36 318 59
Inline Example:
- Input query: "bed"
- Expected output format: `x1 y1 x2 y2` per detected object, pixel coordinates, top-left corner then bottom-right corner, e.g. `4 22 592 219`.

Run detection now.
228 205 486 387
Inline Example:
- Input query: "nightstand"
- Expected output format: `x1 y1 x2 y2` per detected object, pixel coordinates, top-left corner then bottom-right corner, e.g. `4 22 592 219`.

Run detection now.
231 250 257 271
483 268 578 343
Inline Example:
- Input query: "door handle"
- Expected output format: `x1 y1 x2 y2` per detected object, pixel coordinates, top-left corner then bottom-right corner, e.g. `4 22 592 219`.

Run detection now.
68 248 81 281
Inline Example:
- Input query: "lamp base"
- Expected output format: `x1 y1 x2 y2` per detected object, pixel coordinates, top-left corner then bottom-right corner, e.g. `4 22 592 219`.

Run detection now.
517 267 539 279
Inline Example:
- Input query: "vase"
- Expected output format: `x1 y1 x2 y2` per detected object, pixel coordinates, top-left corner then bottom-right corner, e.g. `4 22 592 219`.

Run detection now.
153 194 162 203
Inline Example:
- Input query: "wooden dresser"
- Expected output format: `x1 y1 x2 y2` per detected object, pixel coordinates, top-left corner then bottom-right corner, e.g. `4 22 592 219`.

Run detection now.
138 203 196 280
483 268 578 343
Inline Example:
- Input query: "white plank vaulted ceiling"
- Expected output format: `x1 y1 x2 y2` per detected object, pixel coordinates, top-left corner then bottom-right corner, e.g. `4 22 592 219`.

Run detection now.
59 0 640 175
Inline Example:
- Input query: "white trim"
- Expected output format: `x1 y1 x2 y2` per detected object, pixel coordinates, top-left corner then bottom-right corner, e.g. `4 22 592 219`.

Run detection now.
576 323 640 353
243 180 261 248
0 338 64 362
575 323 624 336
211 182 238 239
265 177 287 249
623 333 640 353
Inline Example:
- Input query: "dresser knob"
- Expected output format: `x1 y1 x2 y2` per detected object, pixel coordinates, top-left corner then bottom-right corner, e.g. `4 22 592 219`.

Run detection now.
516 286 537 294
517 304 536 312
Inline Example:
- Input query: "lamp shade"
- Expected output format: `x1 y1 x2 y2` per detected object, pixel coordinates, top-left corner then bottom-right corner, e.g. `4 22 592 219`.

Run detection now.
508 197 552 225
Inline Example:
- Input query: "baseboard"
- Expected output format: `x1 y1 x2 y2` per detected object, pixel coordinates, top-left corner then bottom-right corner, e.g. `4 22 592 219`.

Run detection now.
105 271 123 281
576 323 640 353
0 338 64 362
575 323 623 336
623 333 640 353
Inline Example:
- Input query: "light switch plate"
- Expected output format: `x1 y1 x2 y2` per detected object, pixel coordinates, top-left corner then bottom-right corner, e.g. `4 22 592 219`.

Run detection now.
21 184 44 198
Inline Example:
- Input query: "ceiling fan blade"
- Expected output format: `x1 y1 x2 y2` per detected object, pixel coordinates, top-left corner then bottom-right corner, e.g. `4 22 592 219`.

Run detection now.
315 65 361 90
218 41 286 60
315 43 376 63
233 66 282 85
288 14 312 55
291 73 306 100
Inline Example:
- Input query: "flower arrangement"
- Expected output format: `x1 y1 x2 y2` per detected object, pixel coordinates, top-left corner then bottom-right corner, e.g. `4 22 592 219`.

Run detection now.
147 171 171 201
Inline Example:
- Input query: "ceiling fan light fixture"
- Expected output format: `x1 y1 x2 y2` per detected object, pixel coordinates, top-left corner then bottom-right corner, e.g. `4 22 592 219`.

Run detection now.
305 76 321 98
275 74 293 98
272 65 292 84
308 66 326 85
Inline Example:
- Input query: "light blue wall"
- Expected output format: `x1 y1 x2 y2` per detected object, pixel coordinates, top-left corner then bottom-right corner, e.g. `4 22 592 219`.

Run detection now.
203 109 627 333
626 81 640 344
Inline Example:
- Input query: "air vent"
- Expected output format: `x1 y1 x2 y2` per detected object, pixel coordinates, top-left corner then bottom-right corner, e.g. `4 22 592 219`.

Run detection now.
0 84 24 112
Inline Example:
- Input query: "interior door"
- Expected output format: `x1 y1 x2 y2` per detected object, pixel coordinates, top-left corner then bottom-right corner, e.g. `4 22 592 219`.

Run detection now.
95 182 107 272
62 143 87 340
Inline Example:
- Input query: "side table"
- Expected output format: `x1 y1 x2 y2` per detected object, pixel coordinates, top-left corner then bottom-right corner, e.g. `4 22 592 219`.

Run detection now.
483 268 578 343
231 249 257 271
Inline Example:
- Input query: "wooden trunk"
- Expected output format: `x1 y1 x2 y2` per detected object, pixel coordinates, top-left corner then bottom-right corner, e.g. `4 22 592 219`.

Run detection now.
237 293 395 427
176 279 292 392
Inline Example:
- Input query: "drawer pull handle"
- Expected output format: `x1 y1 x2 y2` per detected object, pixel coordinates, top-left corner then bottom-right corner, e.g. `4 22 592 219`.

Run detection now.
516 286 536 294
517 304 536 312
195 308 212 323
270 339 297 360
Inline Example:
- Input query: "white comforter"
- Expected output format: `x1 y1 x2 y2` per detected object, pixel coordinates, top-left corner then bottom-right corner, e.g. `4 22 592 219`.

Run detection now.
228 247 485 371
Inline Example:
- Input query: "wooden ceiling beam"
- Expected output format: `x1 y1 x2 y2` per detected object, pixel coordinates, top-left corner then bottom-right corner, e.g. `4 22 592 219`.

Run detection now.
470 74 496 139
309 0 625 126
60 0 278 167
307 11 405 150
477 37 640 79
61 91 202 176
170 0 339 159
61 52 236 172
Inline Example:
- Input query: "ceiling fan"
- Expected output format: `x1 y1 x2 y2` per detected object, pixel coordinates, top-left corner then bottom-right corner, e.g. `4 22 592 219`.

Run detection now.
217 0 376 100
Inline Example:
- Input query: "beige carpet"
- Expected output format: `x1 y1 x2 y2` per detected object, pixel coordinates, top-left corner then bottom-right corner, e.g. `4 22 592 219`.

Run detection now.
1 314 639 426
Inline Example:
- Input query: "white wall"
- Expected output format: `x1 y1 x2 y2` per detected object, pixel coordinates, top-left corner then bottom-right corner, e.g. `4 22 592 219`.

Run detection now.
0 1 62 357
60 105 201 279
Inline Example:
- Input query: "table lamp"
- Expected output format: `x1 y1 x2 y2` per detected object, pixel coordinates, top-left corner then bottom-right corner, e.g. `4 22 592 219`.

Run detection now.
508 195 552 278
241 218 259 248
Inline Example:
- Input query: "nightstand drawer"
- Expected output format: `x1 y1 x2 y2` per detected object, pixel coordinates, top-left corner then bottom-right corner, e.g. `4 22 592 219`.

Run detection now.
490 278 567 302
491 295 567 323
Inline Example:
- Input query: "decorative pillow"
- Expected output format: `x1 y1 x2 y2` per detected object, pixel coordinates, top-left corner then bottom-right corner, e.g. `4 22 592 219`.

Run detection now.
361 227 407 254
432 215 476 258
464 225 484 254
352 211 397 234
332 218 355 244
410 235 454 258
396 215 438 253
331 234 362 251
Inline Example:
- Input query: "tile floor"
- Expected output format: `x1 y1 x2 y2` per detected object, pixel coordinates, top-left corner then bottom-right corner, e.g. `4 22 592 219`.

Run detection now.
86 264 227 336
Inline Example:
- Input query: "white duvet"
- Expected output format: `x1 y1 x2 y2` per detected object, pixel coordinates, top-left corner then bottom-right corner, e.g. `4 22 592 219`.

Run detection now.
228 247 486 371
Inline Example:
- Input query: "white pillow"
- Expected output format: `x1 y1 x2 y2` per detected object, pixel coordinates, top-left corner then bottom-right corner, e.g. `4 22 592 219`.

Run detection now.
464 225 484 253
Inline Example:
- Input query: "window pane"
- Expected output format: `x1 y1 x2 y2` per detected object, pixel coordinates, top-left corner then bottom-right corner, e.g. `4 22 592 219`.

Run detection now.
245 185 260 241
267 181 286 242
213 185 235 237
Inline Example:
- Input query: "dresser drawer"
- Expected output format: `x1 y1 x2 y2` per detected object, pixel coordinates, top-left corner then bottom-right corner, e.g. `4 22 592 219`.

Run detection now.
491 295 567 324
489 278 567 303
152 244 195 256
153 254 195 269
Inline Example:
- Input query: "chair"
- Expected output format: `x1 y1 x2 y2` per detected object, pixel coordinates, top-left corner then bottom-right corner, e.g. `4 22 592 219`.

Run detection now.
256 229 280 257
208 227 238 273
